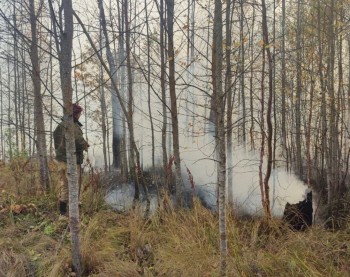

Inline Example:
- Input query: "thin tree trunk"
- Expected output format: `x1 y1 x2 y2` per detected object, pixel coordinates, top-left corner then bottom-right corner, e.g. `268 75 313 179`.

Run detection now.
212 0 227 274
261 0 272 219
327 0 337 207
20 50 26 153
57 0 82 274
295 0 303 178
7 57 13 160
348 37 350 132
116 0 128 178
249 4 256 151
99 25 108 172
165 0 184 207
240 0 246 146
160 0 168 186
281 0 287 166
145 0 155 179
124 0 149 208
317 0 327 189
29 0 50 191
306 67 314 188
0 69 3 159
272 0 277 208
204 0 211 136
49 19 54 157
185 0 190 134
25 68 32 156
12 3 19 153
226 0 235 205
336 7 345 196
98 0 123 171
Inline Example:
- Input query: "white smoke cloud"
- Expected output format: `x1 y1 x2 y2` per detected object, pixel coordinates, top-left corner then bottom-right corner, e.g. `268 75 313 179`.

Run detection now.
181 140 307 218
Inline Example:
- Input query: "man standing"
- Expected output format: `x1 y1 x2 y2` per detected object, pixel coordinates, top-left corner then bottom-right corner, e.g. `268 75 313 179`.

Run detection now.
53 103 89 216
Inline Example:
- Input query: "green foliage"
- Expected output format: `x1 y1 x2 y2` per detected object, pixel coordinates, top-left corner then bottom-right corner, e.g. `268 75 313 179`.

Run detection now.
43 223 55 236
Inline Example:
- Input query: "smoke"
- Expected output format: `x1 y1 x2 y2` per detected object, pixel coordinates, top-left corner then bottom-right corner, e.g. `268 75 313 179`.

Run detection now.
181 141 307 218
93 126 307 218
102 131 307 217
89 104 307 218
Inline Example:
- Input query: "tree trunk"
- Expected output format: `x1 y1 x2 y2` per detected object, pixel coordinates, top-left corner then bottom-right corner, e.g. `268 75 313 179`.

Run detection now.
98 0 123 172
99 25 108 172
124 0 149 209
165 0 184 207
281 0 287 166
124 3 138 199
239 0 246 146
116 0 128 178
317 0 327 190
57 0 82 275
261 0 273 219
295 0 303 178
160 0 168 187
20 47 26 154
225 0 235 205
326 0 337 207
12 3 19 154
7 57 13 160
336 6 344 197
0 69 3 159
49 17 54 157
29 0 50 191
259 0 273 219
212 0 227 274
145 0 155 179
306 75 315 188
249 4 256 151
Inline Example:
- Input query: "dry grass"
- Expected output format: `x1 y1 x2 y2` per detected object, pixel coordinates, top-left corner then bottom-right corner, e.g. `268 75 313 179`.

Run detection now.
0 159 350 276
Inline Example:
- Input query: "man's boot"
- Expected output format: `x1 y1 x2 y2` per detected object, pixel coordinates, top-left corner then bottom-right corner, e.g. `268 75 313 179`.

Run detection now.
59 201 67 216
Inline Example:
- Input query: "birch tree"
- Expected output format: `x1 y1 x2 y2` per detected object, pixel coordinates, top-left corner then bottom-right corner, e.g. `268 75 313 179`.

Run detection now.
212 0 227 274
50 0 82 274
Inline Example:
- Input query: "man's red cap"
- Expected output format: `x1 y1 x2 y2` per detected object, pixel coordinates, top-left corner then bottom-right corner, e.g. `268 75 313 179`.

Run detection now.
73 103 83 115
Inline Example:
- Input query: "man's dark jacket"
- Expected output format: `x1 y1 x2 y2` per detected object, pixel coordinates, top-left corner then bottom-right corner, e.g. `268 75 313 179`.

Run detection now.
53 117 89 164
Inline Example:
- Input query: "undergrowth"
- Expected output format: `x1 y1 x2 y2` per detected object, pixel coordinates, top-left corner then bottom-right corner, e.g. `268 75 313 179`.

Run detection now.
0 158 349 276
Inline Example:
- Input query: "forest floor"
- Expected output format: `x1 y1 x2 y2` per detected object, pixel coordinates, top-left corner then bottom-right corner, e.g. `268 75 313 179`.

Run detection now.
0 157 350 277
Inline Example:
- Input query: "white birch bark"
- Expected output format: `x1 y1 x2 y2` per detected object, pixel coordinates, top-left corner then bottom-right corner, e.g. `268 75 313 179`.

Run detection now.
57 0 82 274
212 0 227 274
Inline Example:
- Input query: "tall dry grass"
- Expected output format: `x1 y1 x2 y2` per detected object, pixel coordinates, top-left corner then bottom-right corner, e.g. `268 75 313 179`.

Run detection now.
0 159 349 276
